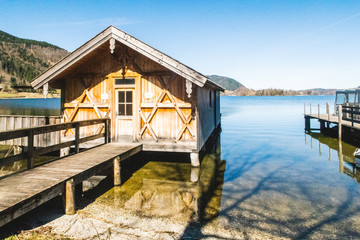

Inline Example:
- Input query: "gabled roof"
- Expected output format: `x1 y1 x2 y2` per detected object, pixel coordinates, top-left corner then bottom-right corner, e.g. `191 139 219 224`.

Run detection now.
31 26 224 91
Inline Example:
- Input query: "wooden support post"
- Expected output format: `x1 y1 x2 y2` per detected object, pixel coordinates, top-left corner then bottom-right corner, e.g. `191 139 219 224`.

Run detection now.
305 116 310 132
105 119 109 144
338 140 344 174
318 104 320 118
65 179 76 215
190 167 200 183
326 102 330 120
190 152 200 167
27 130 34 169
75 122 80 154
320 120 325 133
338 105 342 140
114 157 121 186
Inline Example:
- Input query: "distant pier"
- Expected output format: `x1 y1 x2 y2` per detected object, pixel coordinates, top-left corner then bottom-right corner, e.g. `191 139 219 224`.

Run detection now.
304 102 360 141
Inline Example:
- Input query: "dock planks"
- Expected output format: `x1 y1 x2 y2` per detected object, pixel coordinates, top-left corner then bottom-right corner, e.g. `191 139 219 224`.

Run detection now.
0 142 142 227
305 114 360 130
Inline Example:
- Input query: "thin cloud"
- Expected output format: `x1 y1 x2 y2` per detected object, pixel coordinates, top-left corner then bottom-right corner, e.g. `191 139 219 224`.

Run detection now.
301 12 360 38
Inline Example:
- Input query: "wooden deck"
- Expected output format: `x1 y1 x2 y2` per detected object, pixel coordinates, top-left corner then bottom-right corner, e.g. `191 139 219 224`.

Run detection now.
0 142 142 227
305 114 360 130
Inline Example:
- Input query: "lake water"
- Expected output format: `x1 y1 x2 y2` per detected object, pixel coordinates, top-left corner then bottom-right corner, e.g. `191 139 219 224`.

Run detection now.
0 98 60 116
2 96 360 239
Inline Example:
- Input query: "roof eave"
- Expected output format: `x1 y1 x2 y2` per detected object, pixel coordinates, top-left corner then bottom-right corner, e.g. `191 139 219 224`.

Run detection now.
31 25 208 89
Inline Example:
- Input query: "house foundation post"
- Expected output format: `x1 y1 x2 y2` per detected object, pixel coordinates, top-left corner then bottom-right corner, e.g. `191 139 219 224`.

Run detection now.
114 157 121 186
65 178 76 215
190 152 200 167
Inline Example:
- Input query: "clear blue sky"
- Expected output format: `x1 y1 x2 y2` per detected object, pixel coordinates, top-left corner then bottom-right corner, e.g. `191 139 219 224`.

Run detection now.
1 0 360 90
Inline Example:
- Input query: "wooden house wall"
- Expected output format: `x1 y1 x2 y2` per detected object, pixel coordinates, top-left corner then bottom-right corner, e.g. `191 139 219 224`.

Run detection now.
215 91 221 127
57 41 197 143
139 75 195 141
196 86 217 151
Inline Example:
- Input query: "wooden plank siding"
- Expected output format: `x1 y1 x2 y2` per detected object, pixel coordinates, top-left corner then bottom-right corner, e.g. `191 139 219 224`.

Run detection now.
196 87 218 152
0 116 61 147
57 41 197 147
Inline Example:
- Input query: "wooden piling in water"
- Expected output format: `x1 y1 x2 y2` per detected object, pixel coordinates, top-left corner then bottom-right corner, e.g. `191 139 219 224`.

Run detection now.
305 116 311 132
338 105 342 140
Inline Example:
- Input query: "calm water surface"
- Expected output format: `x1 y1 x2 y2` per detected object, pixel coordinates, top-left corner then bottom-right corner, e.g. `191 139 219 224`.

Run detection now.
220 95 360 239
3 96 360 239
0 98 60 116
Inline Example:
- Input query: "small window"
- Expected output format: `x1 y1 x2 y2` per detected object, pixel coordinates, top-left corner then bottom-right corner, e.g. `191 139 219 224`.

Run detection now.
115 78 135 86
348 93 355 103
118 90 133 116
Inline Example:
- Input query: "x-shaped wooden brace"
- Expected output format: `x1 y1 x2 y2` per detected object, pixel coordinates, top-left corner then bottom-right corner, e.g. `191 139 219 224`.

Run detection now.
64 77 108 136
139 108 158 142
175 113 194 142
158 75 194 142
138 75 176 141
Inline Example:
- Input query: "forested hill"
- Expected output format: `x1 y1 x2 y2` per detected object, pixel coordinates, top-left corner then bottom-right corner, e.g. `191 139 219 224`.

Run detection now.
0 30 68 89
207 75 244 91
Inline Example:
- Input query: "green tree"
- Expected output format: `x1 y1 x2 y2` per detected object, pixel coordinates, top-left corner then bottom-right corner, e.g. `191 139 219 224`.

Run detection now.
10 77 16 86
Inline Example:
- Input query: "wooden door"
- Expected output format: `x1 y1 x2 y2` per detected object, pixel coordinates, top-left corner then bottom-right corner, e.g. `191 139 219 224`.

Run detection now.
115 89 134 140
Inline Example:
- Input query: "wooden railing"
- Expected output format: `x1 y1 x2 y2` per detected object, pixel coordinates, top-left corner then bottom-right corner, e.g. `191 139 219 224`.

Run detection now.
0 118 110 170
342 106 360 127
0 115 62 147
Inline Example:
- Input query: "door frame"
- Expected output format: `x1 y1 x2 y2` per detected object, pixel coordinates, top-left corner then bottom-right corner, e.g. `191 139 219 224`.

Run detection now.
108 70 141 142
115 88 134 137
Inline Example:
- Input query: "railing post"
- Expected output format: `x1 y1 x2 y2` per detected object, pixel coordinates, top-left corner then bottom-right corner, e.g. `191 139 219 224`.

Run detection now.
310 104 312 115
105 118 109 144
338 105 342 140
326 102 330 120
318 104 320 118
27 130 34 169
75 122 80 154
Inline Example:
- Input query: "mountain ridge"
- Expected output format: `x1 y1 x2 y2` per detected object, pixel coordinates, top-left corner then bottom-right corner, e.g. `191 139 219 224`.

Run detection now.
0 30 68 90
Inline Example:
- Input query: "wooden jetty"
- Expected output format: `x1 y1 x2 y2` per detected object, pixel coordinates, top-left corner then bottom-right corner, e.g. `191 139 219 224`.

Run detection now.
0 118 142 227
304 103 360 140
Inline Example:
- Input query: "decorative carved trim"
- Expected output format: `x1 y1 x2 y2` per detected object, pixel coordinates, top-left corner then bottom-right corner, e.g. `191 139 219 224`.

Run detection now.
109 38 115 54
186 80 192 98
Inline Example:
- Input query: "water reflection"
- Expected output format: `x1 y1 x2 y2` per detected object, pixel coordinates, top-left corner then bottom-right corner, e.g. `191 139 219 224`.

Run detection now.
305 132 360 183
95 136 225 224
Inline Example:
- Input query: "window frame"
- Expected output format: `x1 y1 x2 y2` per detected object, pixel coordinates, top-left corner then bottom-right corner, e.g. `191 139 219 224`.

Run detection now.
116 89 133 118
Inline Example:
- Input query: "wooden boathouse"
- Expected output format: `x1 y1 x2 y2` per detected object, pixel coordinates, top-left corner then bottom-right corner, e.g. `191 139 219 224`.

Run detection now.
31 25 224 166
0 26 224 227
